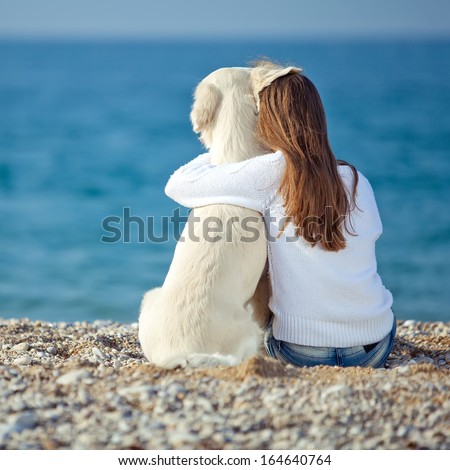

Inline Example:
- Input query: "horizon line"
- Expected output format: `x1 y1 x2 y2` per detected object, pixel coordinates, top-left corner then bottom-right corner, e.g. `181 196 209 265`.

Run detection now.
0 32 450 43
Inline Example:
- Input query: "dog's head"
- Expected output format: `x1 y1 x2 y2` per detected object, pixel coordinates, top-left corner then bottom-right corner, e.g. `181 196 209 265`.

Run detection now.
190 63 301 153
190 67 252 149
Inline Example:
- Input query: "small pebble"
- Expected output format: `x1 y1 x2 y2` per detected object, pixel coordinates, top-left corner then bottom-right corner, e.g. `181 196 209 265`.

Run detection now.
56 370 91 385
92 347 107 360
414 356 434 364
14 356 32 366
7 412 38 434
13 343 30 352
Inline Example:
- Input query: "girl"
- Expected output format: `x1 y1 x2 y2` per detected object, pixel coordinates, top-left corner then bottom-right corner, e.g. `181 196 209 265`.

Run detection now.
165 64 395 368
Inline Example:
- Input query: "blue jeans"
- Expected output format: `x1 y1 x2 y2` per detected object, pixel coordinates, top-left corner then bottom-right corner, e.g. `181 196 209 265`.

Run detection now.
264 318 396 368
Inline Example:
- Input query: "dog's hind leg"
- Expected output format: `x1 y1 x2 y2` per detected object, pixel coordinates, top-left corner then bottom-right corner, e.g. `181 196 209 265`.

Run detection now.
138 287 163 364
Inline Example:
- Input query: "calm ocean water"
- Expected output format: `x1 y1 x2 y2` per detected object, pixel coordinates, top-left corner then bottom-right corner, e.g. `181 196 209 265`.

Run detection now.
0 40 449 323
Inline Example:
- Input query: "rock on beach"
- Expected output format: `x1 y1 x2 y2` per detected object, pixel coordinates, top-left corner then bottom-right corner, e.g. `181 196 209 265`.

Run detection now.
0 318 449 450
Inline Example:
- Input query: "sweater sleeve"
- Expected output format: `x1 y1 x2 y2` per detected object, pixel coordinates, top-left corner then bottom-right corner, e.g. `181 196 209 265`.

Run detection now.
165 151 285 213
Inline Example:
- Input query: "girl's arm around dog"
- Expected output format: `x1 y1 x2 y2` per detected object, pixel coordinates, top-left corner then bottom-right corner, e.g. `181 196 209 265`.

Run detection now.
165 151 285 212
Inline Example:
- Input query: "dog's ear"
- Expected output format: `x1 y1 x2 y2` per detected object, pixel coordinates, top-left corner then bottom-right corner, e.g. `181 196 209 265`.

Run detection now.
251 63 302 109
190 82 223 133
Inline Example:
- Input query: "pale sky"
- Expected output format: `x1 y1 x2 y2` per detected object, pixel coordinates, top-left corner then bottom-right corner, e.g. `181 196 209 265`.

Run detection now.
0 0 449 39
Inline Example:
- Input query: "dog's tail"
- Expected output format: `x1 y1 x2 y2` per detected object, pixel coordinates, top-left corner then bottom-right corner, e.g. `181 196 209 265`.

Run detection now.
162 352 241 369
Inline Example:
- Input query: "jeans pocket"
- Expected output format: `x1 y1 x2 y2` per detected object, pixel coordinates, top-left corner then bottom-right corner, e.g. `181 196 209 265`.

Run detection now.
277 342 335 368
360 331 395 368
275 345 303 367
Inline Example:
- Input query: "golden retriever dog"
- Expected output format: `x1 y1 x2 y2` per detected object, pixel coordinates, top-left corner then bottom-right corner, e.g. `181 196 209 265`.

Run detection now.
138 63 299 368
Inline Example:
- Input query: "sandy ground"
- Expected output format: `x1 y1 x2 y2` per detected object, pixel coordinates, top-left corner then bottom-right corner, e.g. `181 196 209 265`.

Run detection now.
0 318 449 450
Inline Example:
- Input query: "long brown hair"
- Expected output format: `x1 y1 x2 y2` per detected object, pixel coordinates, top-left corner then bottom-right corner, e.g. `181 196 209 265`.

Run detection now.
257 69 358 251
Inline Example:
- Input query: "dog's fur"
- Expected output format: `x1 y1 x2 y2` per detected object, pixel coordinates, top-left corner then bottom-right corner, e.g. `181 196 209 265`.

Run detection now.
138 64 299 368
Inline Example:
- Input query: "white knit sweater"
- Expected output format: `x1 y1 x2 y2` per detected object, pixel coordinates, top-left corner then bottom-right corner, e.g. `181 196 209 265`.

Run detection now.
165 151 394 347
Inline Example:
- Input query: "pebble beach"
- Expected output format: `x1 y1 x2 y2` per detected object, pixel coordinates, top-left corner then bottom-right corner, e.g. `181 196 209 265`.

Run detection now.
0 318 449 450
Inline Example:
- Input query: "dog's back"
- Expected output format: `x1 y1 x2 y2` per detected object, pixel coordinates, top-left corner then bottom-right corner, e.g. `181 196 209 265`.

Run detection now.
139 67 278 368
139 204 267 367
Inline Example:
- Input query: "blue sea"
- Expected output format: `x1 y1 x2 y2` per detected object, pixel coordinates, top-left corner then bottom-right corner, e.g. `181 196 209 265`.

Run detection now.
0 40 449 323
